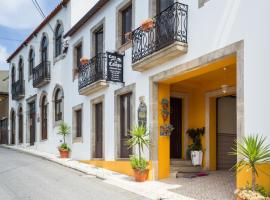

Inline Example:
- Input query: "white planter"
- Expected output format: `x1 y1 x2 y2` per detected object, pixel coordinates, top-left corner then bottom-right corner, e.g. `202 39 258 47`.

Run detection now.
191 150 203 166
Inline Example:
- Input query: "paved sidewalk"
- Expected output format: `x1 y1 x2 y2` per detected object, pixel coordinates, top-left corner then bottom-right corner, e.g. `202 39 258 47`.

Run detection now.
1 145 195 200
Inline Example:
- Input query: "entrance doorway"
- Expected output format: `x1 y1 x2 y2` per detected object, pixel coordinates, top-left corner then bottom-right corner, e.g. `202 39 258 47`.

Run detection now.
170 97 182 159
216 96 237 170
11 110 15 145
29 101 36 146
94 102 103 158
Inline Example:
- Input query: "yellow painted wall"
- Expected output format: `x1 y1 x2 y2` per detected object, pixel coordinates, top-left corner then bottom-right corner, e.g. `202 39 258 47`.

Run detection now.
158 83 171 179
209 97 217 170
80 160 153 180
237 164 270 192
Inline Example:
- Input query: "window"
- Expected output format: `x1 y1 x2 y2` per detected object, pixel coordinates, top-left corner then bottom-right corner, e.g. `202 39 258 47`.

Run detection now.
95 27 104 55
41 36 48 62
121 4 132 44
75 43 82 68
55 89 63 121
41 96 48 140
75 109 82 138
120 92 133 158
29 49 34 76
55 24 63 57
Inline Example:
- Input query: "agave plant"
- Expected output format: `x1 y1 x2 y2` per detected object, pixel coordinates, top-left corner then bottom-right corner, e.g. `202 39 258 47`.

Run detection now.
231 134 270 191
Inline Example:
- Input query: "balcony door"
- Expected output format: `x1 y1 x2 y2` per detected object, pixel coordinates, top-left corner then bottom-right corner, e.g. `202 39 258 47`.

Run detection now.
156 0 174 14
95 27 104 55
94 102 103 158
95 27 104 80
19 59 23 82
156 0 175 49
41 36 48 63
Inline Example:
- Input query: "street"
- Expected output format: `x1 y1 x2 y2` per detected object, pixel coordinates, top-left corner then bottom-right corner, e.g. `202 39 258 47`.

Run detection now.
0 147 149 200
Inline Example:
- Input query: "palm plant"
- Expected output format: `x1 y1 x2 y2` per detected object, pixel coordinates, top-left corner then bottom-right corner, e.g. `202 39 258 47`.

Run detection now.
127 125 150 172
57 122 71 145
231 134 270 191
127 125 150 161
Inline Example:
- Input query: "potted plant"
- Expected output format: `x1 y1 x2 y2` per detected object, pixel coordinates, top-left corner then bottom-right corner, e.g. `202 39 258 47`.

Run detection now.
80 56 89 65
186 127 205 166
127 125 150 182
231 134 270 200
140 18 155 32
57 122 71 158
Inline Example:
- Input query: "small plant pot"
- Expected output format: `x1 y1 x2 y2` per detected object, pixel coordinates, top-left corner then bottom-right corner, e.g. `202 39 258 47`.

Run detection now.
191 150 203 166
59 149 69 158
140 19 154 32
133 169 149 182
80 57 89 65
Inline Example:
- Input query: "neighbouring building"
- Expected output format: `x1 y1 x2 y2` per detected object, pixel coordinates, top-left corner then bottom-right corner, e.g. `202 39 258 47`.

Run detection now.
7 0 270 191
0 70 9 144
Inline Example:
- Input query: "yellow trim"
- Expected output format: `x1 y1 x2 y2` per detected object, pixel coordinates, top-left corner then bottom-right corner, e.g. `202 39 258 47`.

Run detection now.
80 160 153 180
158 83 171 179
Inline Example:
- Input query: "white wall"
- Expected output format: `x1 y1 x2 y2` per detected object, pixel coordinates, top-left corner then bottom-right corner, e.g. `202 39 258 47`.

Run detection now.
9 0 270 160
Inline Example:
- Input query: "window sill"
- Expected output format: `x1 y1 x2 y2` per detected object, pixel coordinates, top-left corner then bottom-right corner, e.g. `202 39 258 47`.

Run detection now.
118 40 132 53
54 120 63 128
73 137 83 143
53 54 66 65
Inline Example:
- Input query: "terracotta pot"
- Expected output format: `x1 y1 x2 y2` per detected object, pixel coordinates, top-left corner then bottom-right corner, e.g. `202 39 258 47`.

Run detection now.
59 149 69 158
133 169 149 182
236 197 244 200
140 19 154 32
80 56 89 65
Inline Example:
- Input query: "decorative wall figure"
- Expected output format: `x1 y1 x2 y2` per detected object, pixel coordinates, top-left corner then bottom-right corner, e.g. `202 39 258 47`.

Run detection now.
138 96 147 127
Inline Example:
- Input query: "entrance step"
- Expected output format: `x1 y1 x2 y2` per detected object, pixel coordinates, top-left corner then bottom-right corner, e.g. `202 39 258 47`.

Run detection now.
170 165 202 173
170 159 192 166
170 159 203 178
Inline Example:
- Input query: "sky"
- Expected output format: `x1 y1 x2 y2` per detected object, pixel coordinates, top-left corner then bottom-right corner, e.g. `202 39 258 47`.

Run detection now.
0 0 60 70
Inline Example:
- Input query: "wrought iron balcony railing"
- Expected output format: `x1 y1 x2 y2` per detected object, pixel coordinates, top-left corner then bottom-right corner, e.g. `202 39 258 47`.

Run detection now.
78 52 124 91
12 80 25 100
33 61 51 88
132 2 188 64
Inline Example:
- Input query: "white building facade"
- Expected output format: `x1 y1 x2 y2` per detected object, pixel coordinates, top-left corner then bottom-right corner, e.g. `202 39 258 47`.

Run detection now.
7 0 270 190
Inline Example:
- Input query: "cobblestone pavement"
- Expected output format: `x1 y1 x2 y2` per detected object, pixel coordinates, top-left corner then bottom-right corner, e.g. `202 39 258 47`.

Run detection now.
162 171 236 200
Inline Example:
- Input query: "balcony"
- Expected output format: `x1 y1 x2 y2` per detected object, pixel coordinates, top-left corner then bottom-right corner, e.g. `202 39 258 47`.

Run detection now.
78 52 124 95
132 2 188 72
12 80 25 100
33 61 51 88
